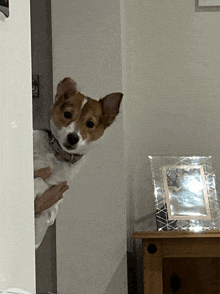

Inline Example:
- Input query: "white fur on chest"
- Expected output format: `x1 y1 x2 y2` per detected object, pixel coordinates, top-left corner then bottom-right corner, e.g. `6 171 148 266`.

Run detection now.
34 129 87 249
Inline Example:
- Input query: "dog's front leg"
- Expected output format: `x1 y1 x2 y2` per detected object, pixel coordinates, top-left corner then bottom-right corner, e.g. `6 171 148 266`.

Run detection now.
34 166 52 180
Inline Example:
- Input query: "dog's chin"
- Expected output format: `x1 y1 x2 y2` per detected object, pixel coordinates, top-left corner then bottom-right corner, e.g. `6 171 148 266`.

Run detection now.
62 142 89 155
63 144 78 153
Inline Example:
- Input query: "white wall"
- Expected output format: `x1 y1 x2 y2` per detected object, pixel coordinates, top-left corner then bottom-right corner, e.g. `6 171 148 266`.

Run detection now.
121 0 220 248
51 1 127 294
0 1 35 293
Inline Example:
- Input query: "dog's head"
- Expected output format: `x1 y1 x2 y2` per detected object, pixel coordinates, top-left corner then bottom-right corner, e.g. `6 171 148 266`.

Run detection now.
50 77 123 154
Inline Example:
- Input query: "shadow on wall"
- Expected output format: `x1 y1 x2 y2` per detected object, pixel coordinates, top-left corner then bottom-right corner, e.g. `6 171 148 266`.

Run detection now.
104 253 131 294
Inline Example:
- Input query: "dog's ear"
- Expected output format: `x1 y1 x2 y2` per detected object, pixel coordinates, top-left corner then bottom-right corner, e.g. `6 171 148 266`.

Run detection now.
55 77 78 101
99 93 123 127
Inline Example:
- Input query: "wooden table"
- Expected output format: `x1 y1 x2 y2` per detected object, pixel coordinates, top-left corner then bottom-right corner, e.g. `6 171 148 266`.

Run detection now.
132 231 220 294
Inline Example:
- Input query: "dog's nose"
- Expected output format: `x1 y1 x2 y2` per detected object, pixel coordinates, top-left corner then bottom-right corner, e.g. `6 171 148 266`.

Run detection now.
67 133 79 145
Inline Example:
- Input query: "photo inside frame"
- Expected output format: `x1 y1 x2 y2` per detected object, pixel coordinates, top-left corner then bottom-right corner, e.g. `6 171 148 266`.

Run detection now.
163 165 211 220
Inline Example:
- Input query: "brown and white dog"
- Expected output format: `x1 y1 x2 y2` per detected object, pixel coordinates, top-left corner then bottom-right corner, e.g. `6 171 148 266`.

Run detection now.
34 77 123 248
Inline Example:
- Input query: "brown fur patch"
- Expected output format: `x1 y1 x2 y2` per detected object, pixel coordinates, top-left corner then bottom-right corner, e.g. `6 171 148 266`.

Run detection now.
52 85 123 143
52 93 106 142
52 92 86 129
76 98 105 142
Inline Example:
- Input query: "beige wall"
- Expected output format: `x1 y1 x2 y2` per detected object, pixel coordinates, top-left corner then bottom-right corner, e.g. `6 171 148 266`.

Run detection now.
121 0 220 249
51 1 127 294
0 0 35 293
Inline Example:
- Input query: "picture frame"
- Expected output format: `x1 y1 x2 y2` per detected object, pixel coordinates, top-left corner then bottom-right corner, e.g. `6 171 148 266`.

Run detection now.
196 0 220 11
0 0 9 17
149 156 220 232
198 0 220 6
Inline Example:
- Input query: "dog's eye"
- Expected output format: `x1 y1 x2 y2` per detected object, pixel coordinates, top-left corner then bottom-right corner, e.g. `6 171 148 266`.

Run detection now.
64 111 72 119
86 120 94 128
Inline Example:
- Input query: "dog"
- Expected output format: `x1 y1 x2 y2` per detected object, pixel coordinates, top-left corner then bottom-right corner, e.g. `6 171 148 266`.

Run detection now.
33 77 123 248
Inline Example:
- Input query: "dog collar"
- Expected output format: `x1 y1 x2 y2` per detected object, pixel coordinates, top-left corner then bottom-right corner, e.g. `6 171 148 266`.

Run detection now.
44 129 83 164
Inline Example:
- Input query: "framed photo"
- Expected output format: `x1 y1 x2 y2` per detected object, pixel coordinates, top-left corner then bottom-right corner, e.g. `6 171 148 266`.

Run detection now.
149 156 220 232
163 165 211 220
198 0 220 6
0 0 9 17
